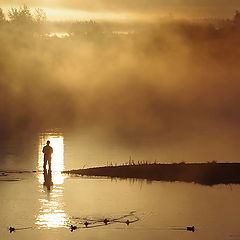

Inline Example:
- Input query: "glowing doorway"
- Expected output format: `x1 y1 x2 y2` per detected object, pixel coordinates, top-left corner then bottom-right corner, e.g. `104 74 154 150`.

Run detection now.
38 131 65 184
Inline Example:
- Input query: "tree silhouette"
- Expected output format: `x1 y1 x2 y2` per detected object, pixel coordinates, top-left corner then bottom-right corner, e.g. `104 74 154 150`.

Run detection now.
8 5 33 24
6 5 46 35
0 8 6 24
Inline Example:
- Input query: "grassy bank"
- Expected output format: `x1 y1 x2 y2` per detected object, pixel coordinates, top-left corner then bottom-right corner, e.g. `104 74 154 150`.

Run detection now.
63 162 240 185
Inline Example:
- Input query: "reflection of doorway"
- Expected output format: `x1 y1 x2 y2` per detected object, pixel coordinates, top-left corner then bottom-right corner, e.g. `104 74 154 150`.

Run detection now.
36 178 68 229
36 130 68 229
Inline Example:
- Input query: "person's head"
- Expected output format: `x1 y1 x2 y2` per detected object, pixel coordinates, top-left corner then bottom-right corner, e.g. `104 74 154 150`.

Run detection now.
47 140 50 145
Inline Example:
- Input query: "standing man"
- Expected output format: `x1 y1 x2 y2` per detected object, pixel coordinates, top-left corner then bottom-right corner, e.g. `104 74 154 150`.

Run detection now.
42 140 53 171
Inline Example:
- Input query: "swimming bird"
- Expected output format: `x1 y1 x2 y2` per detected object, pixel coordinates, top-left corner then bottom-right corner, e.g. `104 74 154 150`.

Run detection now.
103 218 109 225
9 227 15 233
186 226 195 232
70 225 77 232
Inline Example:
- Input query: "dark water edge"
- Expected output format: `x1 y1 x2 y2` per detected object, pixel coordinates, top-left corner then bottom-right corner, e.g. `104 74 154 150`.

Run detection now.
63 162 240 186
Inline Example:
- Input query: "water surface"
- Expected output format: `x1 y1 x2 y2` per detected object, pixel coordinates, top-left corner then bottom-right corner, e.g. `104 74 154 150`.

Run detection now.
0 130 240 240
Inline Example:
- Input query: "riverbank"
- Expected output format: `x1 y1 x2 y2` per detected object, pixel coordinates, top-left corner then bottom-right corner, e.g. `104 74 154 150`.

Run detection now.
63 162 240 185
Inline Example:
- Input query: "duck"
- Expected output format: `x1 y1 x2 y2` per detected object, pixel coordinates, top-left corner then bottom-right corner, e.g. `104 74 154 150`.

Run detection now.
103 218 109 225
9 227 15 233
186 226 195 232
70 225 77 232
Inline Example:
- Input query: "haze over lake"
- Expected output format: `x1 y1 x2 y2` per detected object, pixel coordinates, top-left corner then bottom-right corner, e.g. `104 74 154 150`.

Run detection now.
1 2 240 240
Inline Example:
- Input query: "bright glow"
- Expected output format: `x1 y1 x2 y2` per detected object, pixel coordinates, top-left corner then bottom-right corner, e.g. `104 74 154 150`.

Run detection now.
36 212 67 228
43 7 139 21
1 5 142 21
38 131 65 184
36 186 68 229
46 32 71 38
36 130 68 229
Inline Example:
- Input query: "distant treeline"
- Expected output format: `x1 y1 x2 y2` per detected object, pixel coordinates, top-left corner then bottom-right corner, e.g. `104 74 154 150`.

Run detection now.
1 6 240 37
64 162 240 185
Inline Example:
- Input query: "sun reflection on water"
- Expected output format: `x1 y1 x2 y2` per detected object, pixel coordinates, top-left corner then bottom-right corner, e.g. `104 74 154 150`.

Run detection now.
36 130 69 229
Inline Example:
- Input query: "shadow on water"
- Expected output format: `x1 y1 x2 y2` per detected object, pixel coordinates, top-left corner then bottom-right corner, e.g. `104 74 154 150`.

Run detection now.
43 169 53 191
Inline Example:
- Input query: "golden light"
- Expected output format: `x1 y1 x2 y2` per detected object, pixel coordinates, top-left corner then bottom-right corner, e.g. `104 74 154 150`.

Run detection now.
36 130 68 229
36 185 68 229
36 212 67 228
38 131 65 184
43 7 139 21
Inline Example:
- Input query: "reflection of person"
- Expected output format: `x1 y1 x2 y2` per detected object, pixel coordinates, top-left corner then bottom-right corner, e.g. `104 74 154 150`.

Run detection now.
42 140 53 171
43 168 53 190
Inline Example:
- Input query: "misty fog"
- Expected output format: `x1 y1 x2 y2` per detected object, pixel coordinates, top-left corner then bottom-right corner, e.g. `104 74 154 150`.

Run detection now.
1 7 240 169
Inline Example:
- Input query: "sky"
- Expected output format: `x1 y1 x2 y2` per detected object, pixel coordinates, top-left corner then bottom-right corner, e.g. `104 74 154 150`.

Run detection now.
1 0 240 20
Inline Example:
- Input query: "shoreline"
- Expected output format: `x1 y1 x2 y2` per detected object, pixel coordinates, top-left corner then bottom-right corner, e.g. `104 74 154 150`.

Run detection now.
63 162 240 185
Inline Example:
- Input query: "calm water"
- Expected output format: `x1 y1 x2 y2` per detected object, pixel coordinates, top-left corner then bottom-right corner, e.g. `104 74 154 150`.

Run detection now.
0 130 240 240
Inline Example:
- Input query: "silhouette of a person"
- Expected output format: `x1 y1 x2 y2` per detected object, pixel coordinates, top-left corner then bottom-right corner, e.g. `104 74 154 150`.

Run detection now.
42 140 53 171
